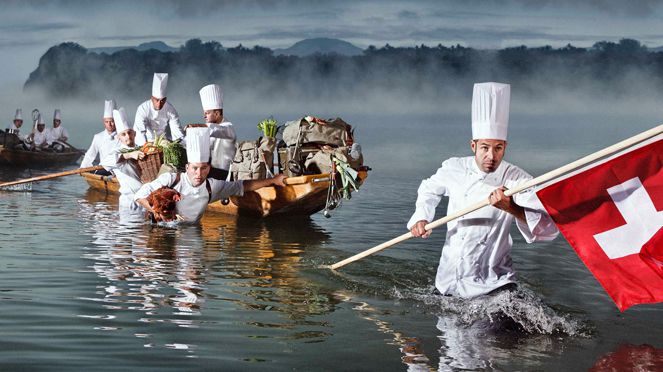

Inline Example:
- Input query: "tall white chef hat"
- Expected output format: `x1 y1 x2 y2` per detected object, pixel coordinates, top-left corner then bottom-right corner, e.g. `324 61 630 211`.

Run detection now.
186 127 211 163
471 82 510 141
14 108 22 120
103 99 116 119
113 107 132 133
152 73 169 99
53 109 62 121
199 84 223 111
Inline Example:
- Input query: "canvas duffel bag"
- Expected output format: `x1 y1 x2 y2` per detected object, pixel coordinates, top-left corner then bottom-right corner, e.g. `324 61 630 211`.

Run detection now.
282 116 354 147
232 137 275 180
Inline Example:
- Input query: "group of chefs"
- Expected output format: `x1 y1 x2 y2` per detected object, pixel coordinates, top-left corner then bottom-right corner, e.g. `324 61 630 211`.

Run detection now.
6 75 561 300
8 108 69 150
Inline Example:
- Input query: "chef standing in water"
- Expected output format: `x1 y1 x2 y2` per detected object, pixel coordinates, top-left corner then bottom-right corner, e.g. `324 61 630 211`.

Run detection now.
408 82 559 297
134 127 285 223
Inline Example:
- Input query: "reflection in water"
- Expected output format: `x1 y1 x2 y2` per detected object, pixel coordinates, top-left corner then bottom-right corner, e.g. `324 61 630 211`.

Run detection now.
201 213 339 334
76 194 341 354
590 344 663 371
335 290 433 371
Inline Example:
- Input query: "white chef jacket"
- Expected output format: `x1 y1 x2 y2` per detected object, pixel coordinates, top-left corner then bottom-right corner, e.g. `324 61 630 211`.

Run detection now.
32 129 50 146
48 126 69 142
208 121 236 171
134 172 244 223
407 157 559 298
101 141 144 211
80 130 116 168
9 123 26 141
134 100 184 145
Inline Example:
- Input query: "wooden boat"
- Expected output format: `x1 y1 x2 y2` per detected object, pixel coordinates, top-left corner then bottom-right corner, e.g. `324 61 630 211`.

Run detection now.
0 131 82 166
80 170 369 217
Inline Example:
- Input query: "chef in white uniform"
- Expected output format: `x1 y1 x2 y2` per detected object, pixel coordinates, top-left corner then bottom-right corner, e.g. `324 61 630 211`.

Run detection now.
407 82 559 298
134 127 286 223
8 109 25 140
48 109 69 146
80 100 117 175
198 83 236 180
29 114 50 149
134 73 184 146
101 107 145 211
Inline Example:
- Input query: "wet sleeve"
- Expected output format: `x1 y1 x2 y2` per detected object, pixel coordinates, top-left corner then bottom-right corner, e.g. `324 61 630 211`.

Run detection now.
134 173 174 201
406 160 452 229
209 179 244 203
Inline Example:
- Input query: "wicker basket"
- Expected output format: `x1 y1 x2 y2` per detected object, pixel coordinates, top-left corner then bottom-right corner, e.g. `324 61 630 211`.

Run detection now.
137 151 164 183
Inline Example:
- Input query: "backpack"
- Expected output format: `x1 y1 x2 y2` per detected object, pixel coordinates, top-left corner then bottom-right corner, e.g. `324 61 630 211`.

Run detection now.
282 116 354 147
231 137 275 180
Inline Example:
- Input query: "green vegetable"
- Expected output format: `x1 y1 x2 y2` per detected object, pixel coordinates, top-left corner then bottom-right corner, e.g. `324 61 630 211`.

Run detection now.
163 139 187 170
333 157 359 199
257 117 279 138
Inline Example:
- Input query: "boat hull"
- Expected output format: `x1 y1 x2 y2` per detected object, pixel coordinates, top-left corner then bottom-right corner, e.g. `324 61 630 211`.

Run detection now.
80 171 368 217
0 145 81 167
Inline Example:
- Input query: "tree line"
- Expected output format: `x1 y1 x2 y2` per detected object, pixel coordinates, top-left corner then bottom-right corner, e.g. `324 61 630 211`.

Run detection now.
23 38 663 101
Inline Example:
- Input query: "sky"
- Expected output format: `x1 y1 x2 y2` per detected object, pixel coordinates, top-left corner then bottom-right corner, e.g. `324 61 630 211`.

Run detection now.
3 0 663 90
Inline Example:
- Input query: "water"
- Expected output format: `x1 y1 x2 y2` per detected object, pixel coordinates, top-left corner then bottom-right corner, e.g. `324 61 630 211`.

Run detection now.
0 112 661 370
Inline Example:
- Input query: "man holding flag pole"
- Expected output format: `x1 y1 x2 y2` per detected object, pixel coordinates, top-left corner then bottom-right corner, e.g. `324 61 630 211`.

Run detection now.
407 82 560 298
328 82 663 311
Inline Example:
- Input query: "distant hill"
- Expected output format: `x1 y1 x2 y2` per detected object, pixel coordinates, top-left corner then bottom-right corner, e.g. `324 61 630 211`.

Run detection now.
274 38 363 56
89 41 178 54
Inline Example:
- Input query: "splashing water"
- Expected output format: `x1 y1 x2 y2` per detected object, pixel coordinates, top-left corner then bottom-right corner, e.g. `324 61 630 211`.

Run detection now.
0 182 33 192
392 286 590 337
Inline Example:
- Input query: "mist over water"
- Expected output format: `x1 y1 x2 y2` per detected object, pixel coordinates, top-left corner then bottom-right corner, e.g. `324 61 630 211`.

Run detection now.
1 52 662 370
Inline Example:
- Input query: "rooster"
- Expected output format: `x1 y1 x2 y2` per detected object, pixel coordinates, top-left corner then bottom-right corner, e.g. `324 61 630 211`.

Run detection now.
146 187 181 222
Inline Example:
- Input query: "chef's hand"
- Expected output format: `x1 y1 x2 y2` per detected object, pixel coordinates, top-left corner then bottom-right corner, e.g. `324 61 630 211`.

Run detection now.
410 220 432 238
489 187 526 221
123 150 145 160
488 187 511 210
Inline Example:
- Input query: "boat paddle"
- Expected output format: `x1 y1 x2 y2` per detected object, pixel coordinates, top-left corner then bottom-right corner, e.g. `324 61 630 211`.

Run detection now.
324 124 663 271
0 165 104 191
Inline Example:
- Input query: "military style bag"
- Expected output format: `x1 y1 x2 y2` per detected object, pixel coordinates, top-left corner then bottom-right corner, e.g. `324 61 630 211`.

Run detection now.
232 137 275 180
303 146 363 174
282 116 354 147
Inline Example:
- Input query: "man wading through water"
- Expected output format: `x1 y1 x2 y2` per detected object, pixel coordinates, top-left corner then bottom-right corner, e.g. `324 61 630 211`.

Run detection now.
408 82 559 298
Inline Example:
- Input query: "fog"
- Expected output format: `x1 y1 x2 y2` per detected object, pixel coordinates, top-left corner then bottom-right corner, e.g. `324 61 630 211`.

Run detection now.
3 40 663 182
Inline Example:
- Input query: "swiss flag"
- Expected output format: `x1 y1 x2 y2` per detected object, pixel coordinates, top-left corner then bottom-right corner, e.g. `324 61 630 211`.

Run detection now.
536 138 663 311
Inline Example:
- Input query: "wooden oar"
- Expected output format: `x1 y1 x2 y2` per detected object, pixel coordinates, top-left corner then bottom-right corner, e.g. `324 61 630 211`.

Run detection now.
327 124 663 270
0 165 104 189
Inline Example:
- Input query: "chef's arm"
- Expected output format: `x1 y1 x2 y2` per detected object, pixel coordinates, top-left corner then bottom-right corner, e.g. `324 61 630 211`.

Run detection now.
489 187 526 222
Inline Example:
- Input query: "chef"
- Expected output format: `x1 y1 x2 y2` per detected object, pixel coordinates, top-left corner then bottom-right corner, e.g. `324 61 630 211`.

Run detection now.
101 107 144 211
28 114 50 150
80 100 118 175
8 109 25 140
134 73 184 146
407 82 559 298
198 83 236 180
49 109 69 145
134 127 286 223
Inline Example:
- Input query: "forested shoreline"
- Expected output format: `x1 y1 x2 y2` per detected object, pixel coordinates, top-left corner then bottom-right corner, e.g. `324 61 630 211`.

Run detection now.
24 38 663 101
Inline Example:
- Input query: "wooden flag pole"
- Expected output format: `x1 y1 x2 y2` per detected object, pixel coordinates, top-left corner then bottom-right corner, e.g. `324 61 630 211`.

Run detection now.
0 165 104 188
328 124 663 270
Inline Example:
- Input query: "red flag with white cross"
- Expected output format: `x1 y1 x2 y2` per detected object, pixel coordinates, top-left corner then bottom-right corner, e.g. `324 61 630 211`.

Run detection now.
536 138 663 311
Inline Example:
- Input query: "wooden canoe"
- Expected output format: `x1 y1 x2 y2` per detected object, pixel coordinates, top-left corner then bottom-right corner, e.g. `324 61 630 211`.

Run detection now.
0 131 82 167
80 170 368 217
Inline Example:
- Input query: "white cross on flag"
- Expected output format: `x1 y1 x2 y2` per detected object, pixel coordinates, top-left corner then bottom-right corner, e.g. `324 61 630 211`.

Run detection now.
536 138 663 311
